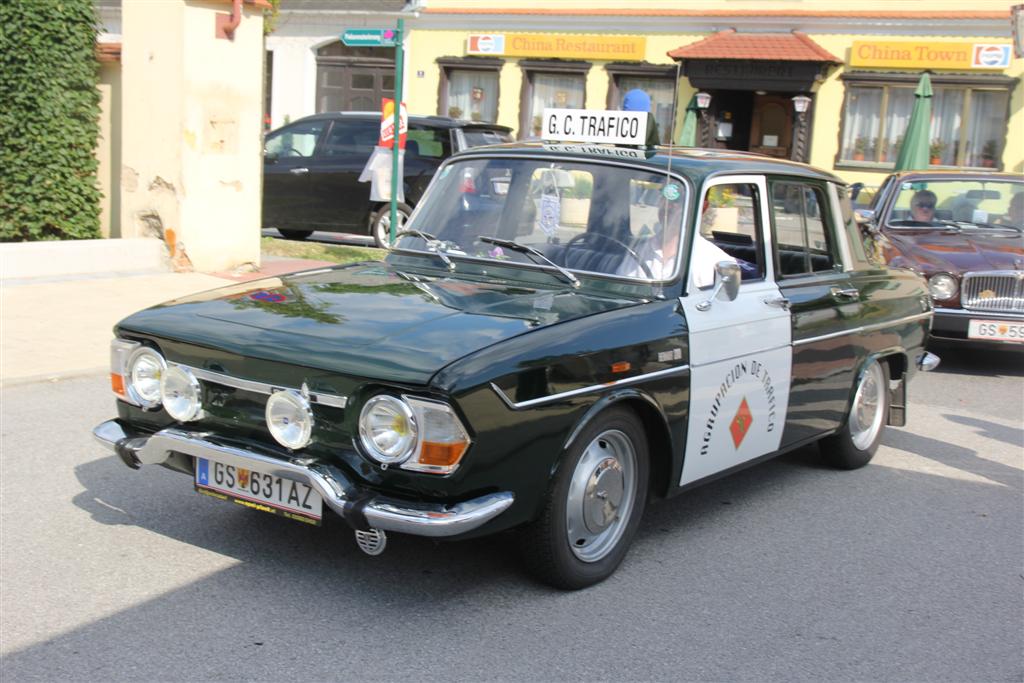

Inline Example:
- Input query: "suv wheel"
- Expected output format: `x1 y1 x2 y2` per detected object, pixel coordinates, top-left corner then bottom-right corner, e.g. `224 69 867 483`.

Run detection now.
370 203 412 249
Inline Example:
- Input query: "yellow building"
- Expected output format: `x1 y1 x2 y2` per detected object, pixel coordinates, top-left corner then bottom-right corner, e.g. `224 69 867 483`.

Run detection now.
404 1 1023 186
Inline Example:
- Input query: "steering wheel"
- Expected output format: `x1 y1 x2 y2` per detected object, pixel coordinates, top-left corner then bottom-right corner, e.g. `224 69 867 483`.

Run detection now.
563 232 654 279
281 147 304 158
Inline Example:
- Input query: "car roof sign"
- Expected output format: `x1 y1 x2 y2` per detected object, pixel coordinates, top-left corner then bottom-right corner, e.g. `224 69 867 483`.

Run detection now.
541 108 648 146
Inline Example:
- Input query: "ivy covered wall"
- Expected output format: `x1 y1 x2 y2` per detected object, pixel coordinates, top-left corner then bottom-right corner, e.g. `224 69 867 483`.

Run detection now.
0 0 102 241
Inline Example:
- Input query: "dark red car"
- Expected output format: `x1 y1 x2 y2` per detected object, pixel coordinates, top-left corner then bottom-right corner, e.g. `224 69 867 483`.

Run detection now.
858 171 1023 347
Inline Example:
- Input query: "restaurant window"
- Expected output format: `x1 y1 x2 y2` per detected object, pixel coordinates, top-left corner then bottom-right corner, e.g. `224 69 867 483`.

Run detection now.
838 74 1012 169
437 57 504 123
605 63 677 145
518 60 590 139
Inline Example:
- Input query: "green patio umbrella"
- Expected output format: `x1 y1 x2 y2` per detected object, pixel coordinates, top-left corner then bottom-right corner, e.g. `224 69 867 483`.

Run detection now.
677 94 700 147
893 72 933 171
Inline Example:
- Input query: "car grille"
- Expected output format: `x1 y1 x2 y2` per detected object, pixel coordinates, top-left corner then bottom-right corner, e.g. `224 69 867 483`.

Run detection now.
961 272 1024 313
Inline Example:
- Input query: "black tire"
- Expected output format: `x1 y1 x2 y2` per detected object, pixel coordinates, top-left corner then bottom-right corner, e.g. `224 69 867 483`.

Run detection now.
518 406 649 590
370 203 413 249
278 229 313 241
820 359 890 470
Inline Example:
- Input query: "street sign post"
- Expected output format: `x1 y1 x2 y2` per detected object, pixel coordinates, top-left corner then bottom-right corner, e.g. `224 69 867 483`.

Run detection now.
341 23 404 245
341 28 397 48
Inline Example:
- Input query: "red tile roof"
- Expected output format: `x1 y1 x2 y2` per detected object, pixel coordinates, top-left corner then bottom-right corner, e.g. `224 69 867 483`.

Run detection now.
422 8 1007 19
667 30 840 62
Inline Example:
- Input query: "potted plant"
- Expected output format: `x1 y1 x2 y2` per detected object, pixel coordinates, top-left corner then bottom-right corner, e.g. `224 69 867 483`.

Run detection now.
883 135 904 163
981 140 998 167
447 106 463 119
852 136 874 161
929 139 946 165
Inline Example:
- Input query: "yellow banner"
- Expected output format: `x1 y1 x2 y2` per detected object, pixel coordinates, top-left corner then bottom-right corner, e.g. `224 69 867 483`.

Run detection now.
850 41 1012 70
467 33 646 61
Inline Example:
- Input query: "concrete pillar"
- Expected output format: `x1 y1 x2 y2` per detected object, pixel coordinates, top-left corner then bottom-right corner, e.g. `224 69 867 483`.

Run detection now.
120 0 264 272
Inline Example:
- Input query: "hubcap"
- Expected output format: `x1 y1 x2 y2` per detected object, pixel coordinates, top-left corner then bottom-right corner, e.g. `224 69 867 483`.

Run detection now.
566 430 637 563
375 210 407 246
850 362 885 451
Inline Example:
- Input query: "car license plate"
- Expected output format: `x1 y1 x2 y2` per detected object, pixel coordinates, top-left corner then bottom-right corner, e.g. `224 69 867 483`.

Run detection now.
967 319 1024 343
195 457 323 525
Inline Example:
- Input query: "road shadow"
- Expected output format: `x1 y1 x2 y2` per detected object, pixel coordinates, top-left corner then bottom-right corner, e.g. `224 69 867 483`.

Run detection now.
927 341 1024 378
943 413 1024 450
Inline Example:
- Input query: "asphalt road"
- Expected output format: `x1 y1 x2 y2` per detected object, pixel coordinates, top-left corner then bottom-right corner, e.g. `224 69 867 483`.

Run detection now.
1 347 1021 681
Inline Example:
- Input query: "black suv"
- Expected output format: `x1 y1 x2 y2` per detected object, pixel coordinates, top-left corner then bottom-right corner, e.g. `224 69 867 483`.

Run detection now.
263 112 512 247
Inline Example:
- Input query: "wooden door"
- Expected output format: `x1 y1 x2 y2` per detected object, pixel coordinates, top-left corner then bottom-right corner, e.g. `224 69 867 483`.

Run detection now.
749 95 793 158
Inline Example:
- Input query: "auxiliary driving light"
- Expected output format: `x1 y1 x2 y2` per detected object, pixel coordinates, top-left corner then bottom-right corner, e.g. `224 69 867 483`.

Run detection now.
161 365 204 422
265 389 314 450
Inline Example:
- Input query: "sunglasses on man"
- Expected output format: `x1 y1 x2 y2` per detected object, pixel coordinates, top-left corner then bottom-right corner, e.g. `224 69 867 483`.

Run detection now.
914 202 935 210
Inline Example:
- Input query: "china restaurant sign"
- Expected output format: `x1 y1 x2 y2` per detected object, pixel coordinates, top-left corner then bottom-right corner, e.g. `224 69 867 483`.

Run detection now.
850 41 1012 70
467 33 646 61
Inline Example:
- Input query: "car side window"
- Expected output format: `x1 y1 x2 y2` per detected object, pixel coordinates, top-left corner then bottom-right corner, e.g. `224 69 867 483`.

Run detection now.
406 126 451 159
264 120 325 158
771 182 838 277
693 182 765 288
320 120 379 158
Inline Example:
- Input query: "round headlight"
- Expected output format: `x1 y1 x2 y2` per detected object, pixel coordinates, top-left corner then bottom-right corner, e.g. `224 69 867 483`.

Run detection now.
127 347 165 409
161 365 203 422
265 390 314 450
359 395 417 464
928 273 958 300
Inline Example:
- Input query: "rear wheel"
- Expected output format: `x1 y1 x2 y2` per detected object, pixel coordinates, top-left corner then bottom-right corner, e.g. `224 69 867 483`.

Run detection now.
370 203 412 249
820 359 889 469
278 229 312 241
519 407 649 590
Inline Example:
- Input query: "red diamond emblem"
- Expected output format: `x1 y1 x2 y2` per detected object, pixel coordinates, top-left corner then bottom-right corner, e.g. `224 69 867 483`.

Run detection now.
729 398 753 449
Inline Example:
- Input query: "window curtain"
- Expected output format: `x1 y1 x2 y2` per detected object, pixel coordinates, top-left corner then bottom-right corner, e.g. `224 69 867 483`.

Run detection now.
882 87 914 163
446 70 499 123
528 73 585 137
929 89 964 165
964 91 1008 167
618 76 674 144
840 87 882 160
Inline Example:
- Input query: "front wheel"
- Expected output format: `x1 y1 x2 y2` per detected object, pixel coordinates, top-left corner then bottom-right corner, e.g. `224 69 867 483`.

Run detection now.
370 203 412 249
820 359 889 469
519 407 649 590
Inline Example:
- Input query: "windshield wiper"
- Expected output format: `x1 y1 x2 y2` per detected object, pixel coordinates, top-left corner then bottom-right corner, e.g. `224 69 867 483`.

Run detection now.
393 229 455 271
479 236 580 288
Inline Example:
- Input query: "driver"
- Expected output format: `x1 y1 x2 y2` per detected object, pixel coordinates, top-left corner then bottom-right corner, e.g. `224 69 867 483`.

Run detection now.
910 190 938 222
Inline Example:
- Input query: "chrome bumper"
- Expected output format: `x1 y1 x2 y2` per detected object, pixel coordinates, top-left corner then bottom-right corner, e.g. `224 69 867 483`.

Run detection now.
92 420 513 538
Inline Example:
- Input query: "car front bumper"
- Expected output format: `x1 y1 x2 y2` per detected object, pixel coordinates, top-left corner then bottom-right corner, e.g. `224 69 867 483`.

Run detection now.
931 307 1024 346
92 419 514 538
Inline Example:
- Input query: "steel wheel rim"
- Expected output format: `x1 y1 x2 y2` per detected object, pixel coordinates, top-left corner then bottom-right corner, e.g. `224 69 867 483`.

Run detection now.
565 429 637 563
850 362 885 451
375 210 406 246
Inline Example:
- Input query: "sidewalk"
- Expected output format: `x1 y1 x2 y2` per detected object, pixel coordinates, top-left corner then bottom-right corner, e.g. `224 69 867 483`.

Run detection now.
1 257 333 386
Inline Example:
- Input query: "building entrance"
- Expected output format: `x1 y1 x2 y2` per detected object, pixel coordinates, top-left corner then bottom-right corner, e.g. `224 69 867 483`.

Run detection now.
704 91 796 159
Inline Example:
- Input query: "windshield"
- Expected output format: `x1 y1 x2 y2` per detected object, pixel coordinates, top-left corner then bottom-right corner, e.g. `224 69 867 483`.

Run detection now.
884 179 1024 230
395 158 687 282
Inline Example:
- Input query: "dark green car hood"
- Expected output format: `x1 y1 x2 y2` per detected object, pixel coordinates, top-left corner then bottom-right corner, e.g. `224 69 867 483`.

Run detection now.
117 262 640 385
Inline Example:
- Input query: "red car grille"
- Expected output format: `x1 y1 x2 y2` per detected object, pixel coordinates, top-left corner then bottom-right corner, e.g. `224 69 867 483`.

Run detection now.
961 272 1024 313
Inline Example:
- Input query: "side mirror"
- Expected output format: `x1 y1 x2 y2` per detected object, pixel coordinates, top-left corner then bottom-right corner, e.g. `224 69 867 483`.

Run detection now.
264 149 279 163
854 209 879 233
696 261 741 311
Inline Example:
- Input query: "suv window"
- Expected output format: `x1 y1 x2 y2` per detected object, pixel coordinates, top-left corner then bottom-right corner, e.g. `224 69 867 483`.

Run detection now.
406 125 451 159
265 120 325 158
771 182 837 276
460 128 514 149
321 119 378 158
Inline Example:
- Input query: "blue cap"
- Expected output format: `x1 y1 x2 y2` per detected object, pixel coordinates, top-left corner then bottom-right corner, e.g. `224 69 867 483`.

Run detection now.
622 89 651 112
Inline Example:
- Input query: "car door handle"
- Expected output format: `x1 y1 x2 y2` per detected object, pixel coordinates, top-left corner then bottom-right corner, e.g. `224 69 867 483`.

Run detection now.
830 286 859 300
289 167 309 175
763 296 790 310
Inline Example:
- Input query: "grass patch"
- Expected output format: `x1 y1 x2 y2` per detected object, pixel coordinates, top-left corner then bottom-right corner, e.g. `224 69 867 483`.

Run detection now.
261 236 384 265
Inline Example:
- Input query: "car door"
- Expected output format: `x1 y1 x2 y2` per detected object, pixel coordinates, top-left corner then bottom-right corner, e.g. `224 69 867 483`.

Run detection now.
307 118 379 230
768 177 861 447
263 119 328 228
677 175 793 485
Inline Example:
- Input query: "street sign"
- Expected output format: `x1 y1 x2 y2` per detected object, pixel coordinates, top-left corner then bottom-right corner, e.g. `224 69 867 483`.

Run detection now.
341 28 397 48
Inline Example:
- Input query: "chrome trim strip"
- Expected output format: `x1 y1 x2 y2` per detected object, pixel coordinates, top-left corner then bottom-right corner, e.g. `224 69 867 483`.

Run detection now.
182 364 348 409
491 364 690 410
792 311 932 347
934 307 1024 320
92 420 514 538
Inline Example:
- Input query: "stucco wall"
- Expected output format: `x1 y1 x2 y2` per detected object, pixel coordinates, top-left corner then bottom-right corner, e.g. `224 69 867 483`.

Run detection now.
119 0 262 272
97 61 122 238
